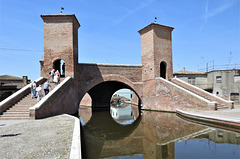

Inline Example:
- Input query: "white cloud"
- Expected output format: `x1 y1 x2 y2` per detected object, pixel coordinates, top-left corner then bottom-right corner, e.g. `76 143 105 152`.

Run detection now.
200 0 237 31
111 0 156 27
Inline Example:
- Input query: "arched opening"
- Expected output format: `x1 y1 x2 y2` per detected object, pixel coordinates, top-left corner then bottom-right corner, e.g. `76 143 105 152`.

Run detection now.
110 88 139 125
87 81 141 111
53 59 65 77
80 93 92 107
78 81 142 158
160 61 167 79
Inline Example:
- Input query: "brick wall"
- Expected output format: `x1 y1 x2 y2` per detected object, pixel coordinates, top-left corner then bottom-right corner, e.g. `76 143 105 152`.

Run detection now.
77 63 143 101
29 77 79 119
41 14 80 79
142 78 216 111
171 78 233 109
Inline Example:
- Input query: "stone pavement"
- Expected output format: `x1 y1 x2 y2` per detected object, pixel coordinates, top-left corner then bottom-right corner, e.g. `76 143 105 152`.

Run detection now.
0 114 80 159
189 104 240 122
177 104 240 132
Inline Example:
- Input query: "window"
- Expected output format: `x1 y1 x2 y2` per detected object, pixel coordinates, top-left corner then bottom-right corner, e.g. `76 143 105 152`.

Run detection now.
188 77 195 85
216 76 222 83
160 61 167 79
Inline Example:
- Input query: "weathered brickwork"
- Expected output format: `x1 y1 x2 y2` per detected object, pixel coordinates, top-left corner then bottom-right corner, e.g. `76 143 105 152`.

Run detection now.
39 14 229 112
40 15 80 78
138 23 174 81
171 78 233 109
77 63 143 101
138 23 174 108
143 78 216 111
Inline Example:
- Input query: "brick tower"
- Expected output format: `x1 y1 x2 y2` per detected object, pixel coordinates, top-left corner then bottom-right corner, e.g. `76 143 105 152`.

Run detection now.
40 14 80 78
138 23 174 106
138 22 174 81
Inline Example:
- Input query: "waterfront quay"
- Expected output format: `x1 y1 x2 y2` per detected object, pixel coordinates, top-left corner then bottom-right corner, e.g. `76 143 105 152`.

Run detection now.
0 105 239 158
0 114 81 159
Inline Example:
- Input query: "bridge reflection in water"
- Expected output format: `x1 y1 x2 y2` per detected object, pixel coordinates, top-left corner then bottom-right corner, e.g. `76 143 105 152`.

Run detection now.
79 105 240 159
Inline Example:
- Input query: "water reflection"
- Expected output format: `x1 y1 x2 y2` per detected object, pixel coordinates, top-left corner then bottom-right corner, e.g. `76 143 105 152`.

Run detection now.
110 104 137 125
79 106 240 159
80 107 142 159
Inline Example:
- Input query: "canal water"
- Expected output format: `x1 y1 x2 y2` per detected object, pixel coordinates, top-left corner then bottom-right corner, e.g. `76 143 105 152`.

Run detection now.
79 105 240 159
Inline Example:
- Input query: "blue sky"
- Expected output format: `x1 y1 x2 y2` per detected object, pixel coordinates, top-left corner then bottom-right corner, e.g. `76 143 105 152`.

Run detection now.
0 0 239 81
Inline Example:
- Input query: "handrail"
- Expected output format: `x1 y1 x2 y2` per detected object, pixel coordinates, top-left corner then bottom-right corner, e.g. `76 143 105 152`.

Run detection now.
172 77 233 104
0 77 46 114
30 77 71 111
156 77 217 109
198 64 240 72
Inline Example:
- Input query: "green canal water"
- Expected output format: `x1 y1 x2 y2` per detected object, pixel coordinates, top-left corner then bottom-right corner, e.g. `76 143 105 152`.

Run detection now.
79 105 240 159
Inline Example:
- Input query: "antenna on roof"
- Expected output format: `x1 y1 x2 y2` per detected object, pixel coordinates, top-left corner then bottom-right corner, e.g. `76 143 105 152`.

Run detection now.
228 51 232 64
60 7 64 14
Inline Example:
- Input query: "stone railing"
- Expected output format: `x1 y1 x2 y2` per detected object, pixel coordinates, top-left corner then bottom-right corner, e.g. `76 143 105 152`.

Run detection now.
155 77 217 111
29 77 79 119
171 77 234 109
0 77 46 114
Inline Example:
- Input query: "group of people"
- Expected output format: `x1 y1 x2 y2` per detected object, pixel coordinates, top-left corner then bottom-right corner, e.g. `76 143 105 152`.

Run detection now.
49 69 60 84
29 69 61 102
30 80 51 102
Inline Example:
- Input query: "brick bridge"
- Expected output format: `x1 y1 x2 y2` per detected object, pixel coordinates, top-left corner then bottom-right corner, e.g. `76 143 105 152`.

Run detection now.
38 14 175 115
0 14 233 119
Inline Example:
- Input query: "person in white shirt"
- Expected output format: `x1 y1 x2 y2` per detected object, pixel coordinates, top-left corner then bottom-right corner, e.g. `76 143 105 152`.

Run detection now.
36 85 43 102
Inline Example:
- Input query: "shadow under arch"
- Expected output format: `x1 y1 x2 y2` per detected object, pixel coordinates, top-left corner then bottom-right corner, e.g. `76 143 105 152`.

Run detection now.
88 80 141 111
78 74 142 111
81 111 142 159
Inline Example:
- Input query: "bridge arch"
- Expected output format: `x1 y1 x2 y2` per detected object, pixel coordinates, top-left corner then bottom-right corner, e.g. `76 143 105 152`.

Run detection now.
78 74 142 111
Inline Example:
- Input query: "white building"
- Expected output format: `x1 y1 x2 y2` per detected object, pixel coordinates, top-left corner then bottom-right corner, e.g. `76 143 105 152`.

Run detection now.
174 67 240 103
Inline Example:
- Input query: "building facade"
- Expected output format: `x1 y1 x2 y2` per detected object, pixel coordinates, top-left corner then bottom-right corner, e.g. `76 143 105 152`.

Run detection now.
174 69 240 103
0 75 30 102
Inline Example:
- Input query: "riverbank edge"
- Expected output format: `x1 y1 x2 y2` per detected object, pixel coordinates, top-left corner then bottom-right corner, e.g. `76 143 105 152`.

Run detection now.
176 109 240 133
68 114 82 159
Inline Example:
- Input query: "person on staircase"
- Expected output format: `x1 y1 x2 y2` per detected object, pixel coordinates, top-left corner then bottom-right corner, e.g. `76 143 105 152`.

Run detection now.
49 69 55 83
30 82 34 99
62 62 65 77
36 85 43 102
30 81 37 99
53 70 60 85
43 81 51 95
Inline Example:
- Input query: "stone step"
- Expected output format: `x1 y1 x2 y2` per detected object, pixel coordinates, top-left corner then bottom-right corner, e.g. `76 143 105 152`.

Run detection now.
9 105 33 108
0 113 29 117
7 108 30 112
3 112 29 115
0 116 30 120
217 105 229 109
17 97 38 102
14 103 37 107
0 79 64 118
7 109 29 112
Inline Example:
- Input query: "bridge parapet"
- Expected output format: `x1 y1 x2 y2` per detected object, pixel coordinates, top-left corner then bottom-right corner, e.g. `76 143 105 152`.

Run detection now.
78 63 142 83
77 63 143 104
0 77 46 114
171 78 234 109
143 77 217 111
29 77 78 119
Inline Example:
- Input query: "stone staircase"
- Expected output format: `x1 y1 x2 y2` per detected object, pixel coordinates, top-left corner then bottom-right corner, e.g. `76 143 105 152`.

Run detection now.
0 79 64 120
171 78 232 110
0 93 37 119
185 89 229 109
